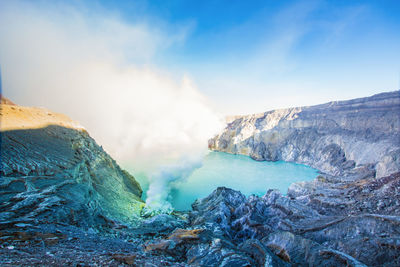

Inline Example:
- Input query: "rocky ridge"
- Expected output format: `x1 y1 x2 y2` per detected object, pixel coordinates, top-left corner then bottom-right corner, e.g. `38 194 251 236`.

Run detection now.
0 101 144 228
1 95 400 266
209 91 400 178
142 169 400 266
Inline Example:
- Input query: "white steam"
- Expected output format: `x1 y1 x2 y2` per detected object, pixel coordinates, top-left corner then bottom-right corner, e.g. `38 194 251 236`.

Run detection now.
145 156 203 213
0 1 223 210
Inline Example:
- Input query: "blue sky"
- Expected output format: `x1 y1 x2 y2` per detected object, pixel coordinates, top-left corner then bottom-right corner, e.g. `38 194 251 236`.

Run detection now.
93 0 400 113
2 0 400 114
1 0 399 204
0 0 399 165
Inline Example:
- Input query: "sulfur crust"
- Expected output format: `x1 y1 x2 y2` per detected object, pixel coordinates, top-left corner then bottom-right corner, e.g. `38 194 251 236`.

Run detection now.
0 104 84 131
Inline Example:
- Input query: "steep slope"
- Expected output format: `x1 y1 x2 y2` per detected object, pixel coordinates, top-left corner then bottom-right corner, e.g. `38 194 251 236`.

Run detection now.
209 91 400 178
0 95 16 105
0 101 143 229
185 176 400 266
196 91 400 266
0 99 82 131
1 94 399 266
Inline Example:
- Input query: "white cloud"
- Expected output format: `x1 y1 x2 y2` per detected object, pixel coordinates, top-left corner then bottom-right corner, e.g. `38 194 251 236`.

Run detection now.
0 0 223 171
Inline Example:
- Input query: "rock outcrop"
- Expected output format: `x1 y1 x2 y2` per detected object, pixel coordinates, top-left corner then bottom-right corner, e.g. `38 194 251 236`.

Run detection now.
191 91 400 266
0 100 190 266
0 102 144 229
0 95 16 106
2 94 400 266
209 91 400 178
144 177 400 266
185 175 399 266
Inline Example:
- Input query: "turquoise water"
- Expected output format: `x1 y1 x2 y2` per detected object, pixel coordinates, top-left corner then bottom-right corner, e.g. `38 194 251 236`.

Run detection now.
133 151 319 211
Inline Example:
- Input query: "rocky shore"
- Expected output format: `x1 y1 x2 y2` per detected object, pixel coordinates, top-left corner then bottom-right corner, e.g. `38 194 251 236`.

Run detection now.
1 93 400 266
209 91 400 178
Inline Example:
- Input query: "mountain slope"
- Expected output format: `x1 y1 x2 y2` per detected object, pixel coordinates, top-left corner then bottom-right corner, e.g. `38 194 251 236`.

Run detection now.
1 95 399 266
0 101 143 228
209 91 400 178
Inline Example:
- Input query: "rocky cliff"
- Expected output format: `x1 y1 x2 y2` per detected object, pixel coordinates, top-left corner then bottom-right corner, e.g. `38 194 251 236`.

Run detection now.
0 101 144 229
141 173 400 266
140 92 400 267
1 95 400 266
209 91 400 178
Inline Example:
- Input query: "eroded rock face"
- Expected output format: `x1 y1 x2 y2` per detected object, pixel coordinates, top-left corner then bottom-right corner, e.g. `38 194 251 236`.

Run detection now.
142 175 399 266
264 231 367 267
0 125 144 229
2 95 399 266
209 91 400 177
185 178 400 266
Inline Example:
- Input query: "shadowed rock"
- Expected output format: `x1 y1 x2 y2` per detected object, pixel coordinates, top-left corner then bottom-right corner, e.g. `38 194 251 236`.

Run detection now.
264 231 367 266
2 93 399 266
187 180 400 266
0 125 143 229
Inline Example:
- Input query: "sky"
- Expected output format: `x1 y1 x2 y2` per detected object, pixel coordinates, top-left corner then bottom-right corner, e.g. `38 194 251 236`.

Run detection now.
1 0 400 165
97 0 400 114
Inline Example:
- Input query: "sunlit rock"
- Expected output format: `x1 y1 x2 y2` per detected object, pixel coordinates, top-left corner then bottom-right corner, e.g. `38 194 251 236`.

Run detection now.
209 91 400 178
0 101 144 229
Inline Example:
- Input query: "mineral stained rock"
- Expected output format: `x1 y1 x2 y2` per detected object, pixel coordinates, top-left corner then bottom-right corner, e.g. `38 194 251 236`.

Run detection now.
186 180 400 266
198 91 400 266
0 101 144 229
209 91 400 178
2 93 400 266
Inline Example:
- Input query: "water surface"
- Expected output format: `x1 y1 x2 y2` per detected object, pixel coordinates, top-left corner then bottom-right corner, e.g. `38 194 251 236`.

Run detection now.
134 151 319 211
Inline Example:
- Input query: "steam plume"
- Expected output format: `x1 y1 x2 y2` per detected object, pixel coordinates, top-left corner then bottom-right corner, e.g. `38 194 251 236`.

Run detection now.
0 1 223 210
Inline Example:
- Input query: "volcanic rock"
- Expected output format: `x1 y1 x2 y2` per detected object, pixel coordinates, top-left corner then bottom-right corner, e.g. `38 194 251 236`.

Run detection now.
209 91 400 178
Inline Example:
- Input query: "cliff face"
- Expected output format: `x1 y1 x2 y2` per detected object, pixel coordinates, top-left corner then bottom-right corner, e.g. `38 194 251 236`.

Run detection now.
209 91 400 178
140 91 400 266
194 91 400 265
1 95 399 266
0 102 143 228
142 172 399 266
185 173 400 266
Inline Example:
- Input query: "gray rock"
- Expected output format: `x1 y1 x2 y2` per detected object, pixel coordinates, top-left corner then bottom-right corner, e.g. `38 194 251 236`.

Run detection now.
3 93 400 266
264 231 367 266
0 125 144 229
138 214 187 234
238 239 289 267
209 91 400 178
187 180 400 266
190 187 247 239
